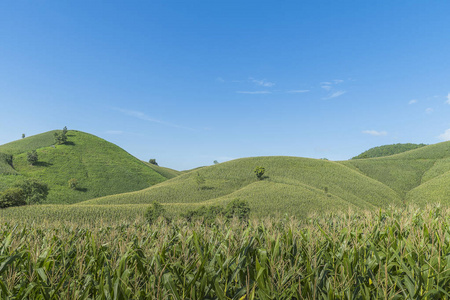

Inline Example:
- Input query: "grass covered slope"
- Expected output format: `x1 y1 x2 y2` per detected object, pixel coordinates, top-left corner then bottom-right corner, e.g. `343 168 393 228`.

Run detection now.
341 141 450 201
79 156 402 216
352 143 427 159
0 130 169 204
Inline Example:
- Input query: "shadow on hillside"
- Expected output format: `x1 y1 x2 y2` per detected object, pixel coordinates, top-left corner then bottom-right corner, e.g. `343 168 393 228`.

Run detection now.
200 186 214 190
34 161 53 167
64 141 75 146
75 187 88 192
67 134 75 137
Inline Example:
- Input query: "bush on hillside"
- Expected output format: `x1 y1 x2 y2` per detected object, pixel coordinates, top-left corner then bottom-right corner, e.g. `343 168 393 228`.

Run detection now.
27 150 38 165
182 205 225 223
14 179 49 204
225 198 251 222
0 188 27 208
68 178 78 190
145 201 168 225
254 166 265 180
149 159 158 165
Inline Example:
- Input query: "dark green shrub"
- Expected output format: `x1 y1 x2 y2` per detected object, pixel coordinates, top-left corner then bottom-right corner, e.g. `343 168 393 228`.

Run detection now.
225 198 250 222
0 188 27 208
27 150 38 165
182 205 224 224
149 159 158 165
14 179 49 204
254 166 265 180
145 201 167 225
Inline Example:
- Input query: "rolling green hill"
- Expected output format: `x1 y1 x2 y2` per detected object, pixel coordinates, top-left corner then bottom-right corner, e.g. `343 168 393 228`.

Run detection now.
78 141 450 217
352 143 427 159
79 156 403 217
0 130 178 204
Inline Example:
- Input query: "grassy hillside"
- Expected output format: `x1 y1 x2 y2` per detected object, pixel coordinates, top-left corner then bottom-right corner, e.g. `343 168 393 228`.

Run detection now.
342 141 450 201
143 161 181 179
352 143 427 159
0 130 172 204
79 156 402 217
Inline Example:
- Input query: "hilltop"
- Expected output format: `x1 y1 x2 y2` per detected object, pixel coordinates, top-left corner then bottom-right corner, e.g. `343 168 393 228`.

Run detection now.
0 130 178 204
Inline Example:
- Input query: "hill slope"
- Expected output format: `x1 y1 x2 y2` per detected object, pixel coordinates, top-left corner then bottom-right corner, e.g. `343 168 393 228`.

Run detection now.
0 130 174 204
79 156 402 217
352 143 427 159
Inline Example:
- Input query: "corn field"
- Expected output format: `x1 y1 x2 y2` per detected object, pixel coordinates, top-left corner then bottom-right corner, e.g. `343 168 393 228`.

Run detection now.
1 205 450 299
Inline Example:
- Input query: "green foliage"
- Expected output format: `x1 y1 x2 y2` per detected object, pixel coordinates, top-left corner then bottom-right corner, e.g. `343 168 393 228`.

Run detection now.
62 126 68 135
13 178 49 204
254 166 265 180
225 198 250 222
0 153 15 175
21 133 25 139
148 158 158 165
182 205 224 223
0 205 449 298
213 160 219 164
0 187 26 208
352 143 427 159
54 131 67 145
145 201 167 224
68 178 78 190
26 150 38 165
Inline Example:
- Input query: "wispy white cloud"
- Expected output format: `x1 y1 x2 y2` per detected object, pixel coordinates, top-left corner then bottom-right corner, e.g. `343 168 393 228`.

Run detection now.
286 90 310 93
321 85 332 91
409 99 418 105
426 108 434 114
112 108 194 130
216 77 225 83
333 79 344 84
324 90 346 99
446 93 450 104
237 91 271 94
438 129 450 141
362 130 387 136
321 82 332 85
249 77 275 87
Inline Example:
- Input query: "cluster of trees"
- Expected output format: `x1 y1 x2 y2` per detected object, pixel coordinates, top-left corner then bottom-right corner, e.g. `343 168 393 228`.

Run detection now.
0 179 48 208
54 126 68 145
145 198 251 225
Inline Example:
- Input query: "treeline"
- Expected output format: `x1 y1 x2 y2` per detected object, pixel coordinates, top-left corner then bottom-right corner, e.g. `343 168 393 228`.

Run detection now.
352 143 427 159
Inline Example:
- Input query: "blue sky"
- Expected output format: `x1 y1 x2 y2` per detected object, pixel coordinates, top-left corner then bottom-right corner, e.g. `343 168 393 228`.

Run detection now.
1 1 450 170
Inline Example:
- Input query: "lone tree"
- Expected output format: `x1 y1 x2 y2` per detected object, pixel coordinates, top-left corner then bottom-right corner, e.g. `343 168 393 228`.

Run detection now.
254 166 265 180
149 159 158 165
22 133 25 139
213 160 219 165
27 150 38 165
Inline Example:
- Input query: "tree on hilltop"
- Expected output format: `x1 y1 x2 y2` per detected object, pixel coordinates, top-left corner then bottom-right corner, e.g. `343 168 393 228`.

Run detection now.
149 159 158 165
254 166 265 180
